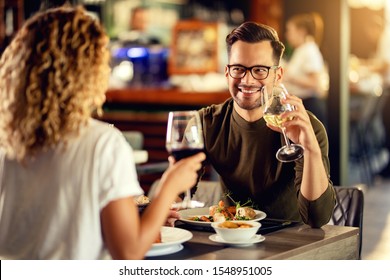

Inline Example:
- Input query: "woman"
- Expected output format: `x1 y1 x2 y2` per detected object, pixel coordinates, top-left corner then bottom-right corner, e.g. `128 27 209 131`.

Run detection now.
0 5 205 259
283 12 328 127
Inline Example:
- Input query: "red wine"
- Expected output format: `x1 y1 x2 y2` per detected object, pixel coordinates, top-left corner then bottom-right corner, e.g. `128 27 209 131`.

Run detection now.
170 148 203 161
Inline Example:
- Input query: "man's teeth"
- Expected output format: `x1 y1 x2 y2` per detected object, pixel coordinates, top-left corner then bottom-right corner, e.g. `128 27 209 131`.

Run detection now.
240 89 258 94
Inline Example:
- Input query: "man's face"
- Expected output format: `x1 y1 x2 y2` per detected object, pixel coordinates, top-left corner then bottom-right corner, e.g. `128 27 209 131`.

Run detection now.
225 41 280 111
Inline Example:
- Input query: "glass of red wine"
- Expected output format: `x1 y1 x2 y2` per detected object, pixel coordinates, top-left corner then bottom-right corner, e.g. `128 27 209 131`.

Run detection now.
166 110 205 209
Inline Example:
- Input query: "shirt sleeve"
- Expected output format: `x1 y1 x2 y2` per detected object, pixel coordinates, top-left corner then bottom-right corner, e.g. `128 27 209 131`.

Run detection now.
97 128 143 209
295 112 336 228
298 183 335 228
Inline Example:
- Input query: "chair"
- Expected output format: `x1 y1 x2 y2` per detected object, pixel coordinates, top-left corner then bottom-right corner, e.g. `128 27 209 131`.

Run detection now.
122 131 144 150
328 185 365 259
122 131 149 164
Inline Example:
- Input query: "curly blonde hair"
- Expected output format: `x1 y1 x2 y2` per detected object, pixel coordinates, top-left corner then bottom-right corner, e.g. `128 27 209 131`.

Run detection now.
0 5 110 162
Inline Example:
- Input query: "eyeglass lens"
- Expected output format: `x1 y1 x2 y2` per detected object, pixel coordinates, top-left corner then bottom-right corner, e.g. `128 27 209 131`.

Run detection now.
229 65 270 80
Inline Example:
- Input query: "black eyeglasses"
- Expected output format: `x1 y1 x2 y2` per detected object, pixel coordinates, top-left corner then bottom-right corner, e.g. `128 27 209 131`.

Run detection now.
227 64 280 80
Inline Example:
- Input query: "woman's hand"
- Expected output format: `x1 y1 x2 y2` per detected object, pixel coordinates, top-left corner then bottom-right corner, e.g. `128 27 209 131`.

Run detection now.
165 210 180 227
160 152 206 195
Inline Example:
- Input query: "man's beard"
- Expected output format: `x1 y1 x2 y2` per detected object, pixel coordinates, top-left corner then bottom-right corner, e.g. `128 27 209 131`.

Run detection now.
232 84 262 110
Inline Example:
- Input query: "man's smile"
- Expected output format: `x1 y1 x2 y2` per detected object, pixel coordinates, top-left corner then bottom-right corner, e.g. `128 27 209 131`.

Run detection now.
237 86 261 96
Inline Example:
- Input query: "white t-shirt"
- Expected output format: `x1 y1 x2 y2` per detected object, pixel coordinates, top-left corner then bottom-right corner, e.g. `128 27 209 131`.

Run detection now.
283 41 325 99
0 119 143 259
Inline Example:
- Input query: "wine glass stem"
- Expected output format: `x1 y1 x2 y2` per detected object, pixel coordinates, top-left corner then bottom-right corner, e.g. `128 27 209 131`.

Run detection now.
281 127 291 147
183 189 191 208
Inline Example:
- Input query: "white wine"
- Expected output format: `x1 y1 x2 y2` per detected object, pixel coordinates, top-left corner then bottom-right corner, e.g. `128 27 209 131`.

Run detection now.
261 84 304 162
263 114 293 127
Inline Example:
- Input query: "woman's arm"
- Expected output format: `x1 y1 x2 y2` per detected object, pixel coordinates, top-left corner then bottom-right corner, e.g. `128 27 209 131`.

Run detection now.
101 152 205 260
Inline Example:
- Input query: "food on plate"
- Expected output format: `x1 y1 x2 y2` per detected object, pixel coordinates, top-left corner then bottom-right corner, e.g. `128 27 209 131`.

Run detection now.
209 203 234 216
213 212 228 222
135 195 151 214
135 195 150 205
218 221 254 229
188 200 257 223
236 207 257 220
209 201 235 221
199 216 212 222
154 231 162 243
188 215 212 222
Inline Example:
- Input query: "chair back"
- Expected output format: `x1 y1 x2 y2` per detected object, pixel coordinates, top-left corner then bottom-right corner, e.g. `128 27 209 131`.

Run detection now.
328 185 365 258
122 131 144 150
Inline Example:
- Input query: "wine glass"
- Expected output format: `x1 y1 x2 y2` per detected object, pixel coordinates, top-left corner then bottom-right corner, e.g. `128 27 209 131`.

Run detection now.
261 83 304 162
166 110 205 209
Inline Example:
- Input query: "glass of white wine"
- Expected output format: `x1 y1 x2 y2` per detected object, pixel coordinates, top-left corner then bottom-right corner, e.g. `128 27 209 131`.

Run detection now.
261 83 304 162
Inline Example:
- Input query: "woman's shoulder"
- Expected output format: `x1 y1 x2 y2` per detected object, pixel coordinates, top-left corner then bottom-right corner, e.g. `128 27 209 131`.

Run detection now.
79 118 128 148
302 41 323 58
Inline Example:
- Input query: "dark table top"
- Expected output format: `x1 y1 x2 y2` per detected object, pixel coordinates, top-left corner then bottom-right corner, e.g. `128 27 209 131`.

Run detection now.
145 219 359 260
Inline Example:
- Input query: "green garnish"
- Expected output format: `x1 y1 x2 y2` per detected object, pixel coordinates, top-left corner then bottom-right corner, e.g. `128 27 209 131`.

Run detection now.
224 191 255 209
235 216 250 220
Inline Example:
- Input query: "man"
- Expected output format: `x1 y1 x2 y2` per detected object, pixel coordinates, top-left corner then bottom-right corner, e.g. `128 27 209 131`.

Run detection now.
198 21 335 228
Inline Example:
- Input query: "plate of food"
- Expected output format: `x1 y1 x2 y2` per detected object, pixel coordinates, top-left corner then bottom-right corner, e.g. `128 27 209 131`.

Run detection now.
178 201 266 227
145 226 193 257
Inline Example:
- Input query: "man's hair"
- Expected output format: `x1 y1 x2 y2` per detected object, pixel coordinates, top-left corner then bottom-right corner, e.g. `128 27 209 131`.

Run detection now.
226 21 285 65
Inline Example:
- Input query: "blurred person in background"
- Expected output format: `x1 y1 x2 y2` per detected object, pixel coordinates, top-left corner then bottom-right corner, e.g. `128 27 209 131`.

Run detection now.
118 6 161 45
0 5 205 260
283 12 328 128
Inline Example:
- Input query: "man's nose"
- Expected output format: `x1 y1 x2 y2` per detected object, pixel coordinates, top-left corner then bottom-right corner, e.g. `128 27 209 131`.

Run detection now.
241 69 256 83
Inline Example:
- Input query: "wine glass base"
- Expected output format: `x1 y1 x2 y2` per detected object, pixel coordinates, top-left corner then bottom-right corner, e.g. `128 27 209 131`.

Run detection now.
171 200 205 209
276 144 304 162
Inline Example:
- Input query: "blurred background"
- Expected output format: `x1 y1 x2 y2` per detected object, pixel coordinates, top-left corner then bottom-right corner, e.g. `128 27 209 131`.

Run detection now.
1 0 390 259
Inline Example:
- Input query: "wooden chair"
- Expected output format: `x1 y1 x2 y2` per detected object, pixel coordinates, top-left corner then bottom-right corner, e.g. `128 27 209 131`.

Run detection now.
328 185 365 259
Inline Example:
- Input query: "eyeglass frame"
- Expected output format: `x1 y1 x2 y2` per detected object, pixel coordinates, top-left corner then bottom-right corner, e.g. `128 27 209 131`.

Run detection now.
226 64 280 80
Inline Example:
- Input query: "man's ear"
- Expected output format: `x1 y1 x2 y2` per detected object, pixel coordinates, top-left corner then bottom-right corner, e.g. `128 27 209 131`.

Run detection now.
275 67 284 83
224 65 229 79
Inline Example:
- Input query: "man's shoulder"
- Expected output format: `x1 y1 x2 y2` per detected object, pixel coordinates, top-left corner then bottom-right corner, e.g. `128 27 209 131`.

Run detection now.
307 111 328 142
307 111 325 128
199 98 233 119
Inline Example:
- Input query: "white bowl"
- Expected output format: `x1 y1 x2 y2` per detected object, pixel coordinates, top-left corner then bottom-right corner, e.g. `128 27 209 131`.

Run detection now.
211 221 261 242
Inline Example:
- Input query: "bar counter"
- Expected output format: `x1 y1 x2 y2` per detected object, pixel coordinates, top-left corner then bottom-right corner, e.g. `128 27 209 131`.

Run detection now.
105 87 230 107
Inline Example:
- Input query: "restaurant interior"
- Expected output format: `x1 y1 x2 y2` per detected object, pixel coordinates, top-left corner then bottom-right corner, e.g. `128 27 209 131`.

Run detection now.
1 0 390 260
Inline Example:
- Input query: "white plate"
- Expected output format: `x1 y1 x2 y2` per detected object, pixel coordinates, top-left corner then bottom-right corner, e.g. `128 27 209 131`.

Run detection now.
145 227 192 257
146 244 184 257
178 207 267 227
209 234 265 247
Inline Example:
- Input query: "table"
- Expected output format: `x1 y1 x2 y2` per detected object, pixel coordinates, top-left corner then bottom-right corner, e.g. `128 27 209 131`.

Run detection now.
146 223 359 260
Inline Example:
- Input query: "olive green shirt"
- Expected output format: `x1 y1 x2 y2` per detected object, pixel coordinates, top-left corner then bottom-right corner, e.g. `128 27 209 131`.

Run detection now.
198 98 335 228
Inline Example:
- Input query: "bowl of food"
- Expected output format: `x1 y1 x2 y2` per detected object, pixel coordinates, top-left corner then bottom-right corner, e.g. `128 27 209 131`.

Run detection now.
211 220 261 242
